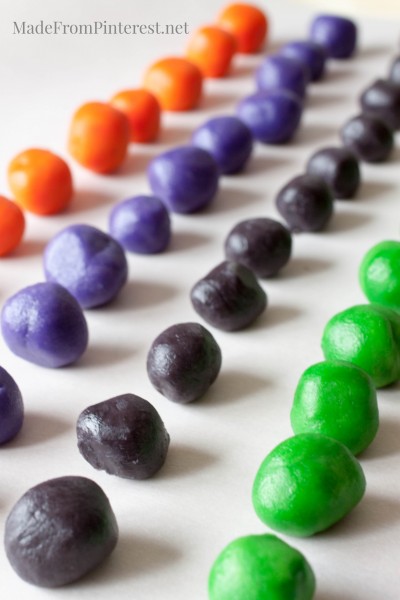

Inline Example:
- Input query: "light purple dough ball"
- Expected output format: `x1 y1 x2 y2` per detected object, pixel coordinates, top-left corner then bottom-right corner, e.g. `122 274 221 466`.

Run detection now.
191 116 253 174
109 195 171 254
310 14 357 59
147 146 219 214
237 90 303 144
256 54 309 98
280 40 327 82
43 224 128 308
1 282 89 368
0 366 24 444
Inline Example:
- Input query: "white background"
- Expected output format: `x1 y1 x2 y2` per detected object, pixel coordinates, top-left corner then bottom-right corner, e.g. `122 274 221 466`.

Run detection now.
0 1 400 599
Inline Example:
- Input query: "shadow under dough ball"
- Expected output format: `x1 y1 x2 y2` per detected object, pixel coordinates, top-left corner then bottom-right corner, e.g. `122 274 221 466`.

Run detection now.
147 322 222 404
77 394 170 479
4 476 118 587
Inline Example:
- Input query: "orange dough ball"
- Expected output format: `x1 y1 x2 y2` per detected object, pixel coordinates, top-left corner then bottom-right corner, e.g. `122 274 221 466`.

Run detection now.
68 102 130 174
217 3 268 54
143 57 203 111
0 196 25 256
110 89 161 143
8 149 73 216
186 25 237 78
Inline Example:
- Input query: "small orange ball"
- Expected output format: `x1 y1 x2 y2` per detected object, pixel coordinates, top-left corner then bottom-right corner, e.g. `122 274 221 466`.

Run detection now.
8 149 73 216
0 195 25 256
186 25 237 78
68 102 130 174
217 3 268 54
143 57 203 111
109 89 161 143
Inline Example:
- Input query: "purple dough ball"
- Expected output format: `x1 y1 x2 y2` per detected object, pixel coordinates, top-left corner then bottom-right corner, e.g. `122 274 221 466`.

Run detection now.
190 261 267 331
43 224 128 309
280 40 327 82
0 366 24 444
147 322 222 404
224 218 292 278
1 282 88 368
340 113 394 163
147 146 219 214
191 116 253 175
306 146 361 199
4 476 118 587
109 195 171 254
276 174 334 233
310 14 357 59
389 55 400 85
360 78 400 131
256 54 309 98
237 90 303 144
77 394 170 479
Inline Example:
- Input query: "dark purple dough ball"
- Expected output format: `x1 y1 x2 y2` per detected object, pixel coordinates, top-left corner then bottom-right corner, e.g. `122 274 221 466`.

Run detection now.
1 282 88 368
236 90 303 144
340 113 394 163
389 55 400 85
276 174 334 233
190 261 267 331
256 54 309 98
147 322 222 404
4 476 118 587
43 224 128 309
191 116 253 175
306 146 361 199
0 366 23 444
310 14 357 59
109 195 171 254
280 40 327 82
147 146 219 214
360 78 400 130
224 218 292 278
77 394 170 479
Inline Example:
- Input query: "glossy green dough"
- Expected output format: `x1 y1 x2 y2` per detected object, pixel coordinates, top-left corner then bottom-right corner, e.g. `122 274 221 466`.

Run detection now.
208 534 316 600
252 433 366 537
321 303 400 388
359 240 400 311
290 360 379 455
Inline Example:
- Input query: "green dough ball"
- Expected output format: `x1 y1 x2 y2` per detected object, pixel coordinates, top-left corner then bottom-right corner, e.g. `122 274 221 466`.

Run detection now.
208 533 316 600
290 360 379 455
321 304 400 388
252 433 366 537
359 240 400 311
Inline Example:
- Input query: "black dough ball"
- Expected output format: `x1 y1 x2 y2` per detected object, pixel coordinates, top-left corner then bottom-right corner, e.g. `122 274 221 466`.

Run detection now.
77 394 170 479
389 55 400 86
306 146 361 199
4 476 118 587
340 113 394 163
224 218 292 278
360 78 400 130
275 174 334 232
147 322 222 403
190 261 267 331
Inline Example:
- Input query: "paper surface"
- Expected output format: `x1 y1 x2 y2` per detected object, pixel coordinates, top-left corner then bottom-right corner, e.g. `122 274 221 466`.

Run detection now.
0 1 399 599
